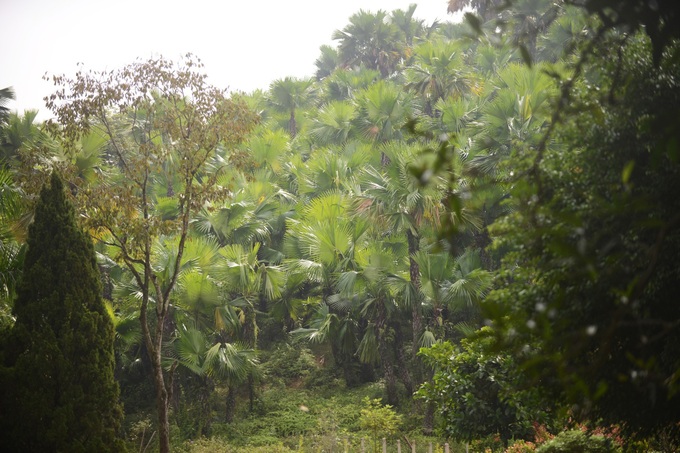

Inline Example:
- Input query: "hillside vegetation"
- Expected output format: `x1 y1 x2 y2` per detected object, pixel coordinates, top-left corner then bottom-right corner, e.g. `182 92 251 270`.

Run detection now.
1 1 679 452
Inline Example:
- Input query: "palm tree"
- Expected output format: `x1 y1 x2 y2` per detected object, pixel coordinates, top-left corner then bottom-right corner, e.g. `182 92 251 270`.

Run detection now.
1 110 48 168
332 9 405 78
501 0 561 59
390 4 427 47
268 77 315 139
0 87 15 126
416 248 493 339
173 326 257 426
309 101 357 147
447 0 505 22
338 243 408 405
405 40 475 117
358 142 445 365
536 4 588 62
315 45 340 81
0 167 24 326
216 242 284 348
468 62 556 177
355 80 413 166
293 142 370 196
320 67 380 102
285 192 371 386
474 43 519 75
215 241 284 410
243 128 290 177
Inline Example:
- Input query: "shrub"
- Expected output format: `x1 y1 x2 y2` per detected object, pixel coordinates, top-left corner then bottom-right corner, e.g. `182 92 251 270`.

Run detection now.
262 343 318 382
268 408 318 436
536 430 622 453
506 439 537 452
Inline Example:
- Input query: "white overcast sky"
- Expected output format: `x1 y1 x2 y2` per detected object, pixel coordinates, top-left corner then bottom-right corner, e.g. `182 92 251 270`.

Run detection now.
1 0 461 120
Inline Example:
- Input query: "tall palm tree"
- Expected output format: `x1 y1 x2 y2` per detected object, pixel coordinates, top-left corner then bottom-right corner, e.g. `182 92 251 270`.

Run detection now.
285 192 371 386
468 62 556 177
416 248 493 339
0 87 15 126
293 142 370 197
213 241 284 412
536 4 588 62
1 110 48 168
216 242 285 349
501 0 561 59
447 0 505 22
355 80 414 166
390 4 426 47
338 243 408 405
405 40 475 117
359 142 445 364
332 9 405 78
315 45 340 81
310 101 357 147
268 77 315 139
320 67 380 102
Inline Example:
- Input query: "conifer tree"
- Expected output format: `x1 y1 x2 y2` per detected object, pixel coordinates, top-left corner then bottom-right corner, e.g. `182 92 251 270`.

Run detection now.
0 172 125 452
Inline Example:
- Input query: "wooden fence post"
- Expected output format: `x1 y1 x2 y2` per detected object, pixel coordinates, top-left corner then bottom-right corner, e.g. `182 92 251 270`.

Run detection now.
397 439 401 453
344 437 349 453
412 440 416 453
445 442 450 453
383 437 387 453
361 438 365 453
429 441 433 453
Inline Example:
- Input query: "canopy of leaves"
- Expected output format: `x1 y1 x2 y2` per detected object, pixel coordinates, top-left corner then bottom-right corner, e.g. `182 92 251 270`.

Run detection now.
418 330 553 445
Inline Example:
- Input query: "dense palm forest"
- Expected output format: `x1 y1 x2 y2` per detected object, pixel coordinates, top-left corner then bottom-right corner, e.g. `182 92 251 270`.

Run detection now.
1 0 679 452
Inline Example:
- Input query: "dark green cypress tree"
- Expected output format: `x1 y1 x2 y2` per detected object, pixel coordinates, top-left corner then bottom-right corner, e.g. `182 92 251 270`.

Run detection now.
0 172 125 452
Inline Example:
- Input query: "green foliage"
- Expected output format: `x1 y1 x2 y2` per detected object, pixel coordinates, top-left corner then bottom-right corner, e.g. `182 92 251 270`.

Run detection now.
359 397 402 451
178 437 295 453
484 34 680 440
536 430 621 453
418 330 553 446
43 54 259 453
9 2 679 451
0 173 125 452
262 343 319 383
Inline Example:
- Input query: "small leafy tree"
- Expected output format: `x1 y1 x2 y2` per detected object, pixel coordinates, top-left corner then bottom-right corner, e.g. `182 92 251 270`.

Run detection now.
418 329 553 446
44 55 258 453
0 173 125 452
359 397 402 453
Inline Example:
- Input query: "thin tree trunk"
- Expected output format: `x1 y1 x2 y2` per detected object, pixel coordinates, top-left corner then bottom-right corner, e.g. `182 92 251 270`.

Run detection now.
151 349 171 453
140 289 172 453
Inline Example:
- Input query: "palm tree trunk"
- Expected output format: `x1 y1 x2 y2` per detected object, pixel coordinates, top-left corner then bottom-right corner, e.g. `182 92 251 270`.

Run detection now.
289 110 297 138
407 229 422 364
248 374 255 412
225 384 236 423
393 322 415 395
242 306 258 412
378 302 398 406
